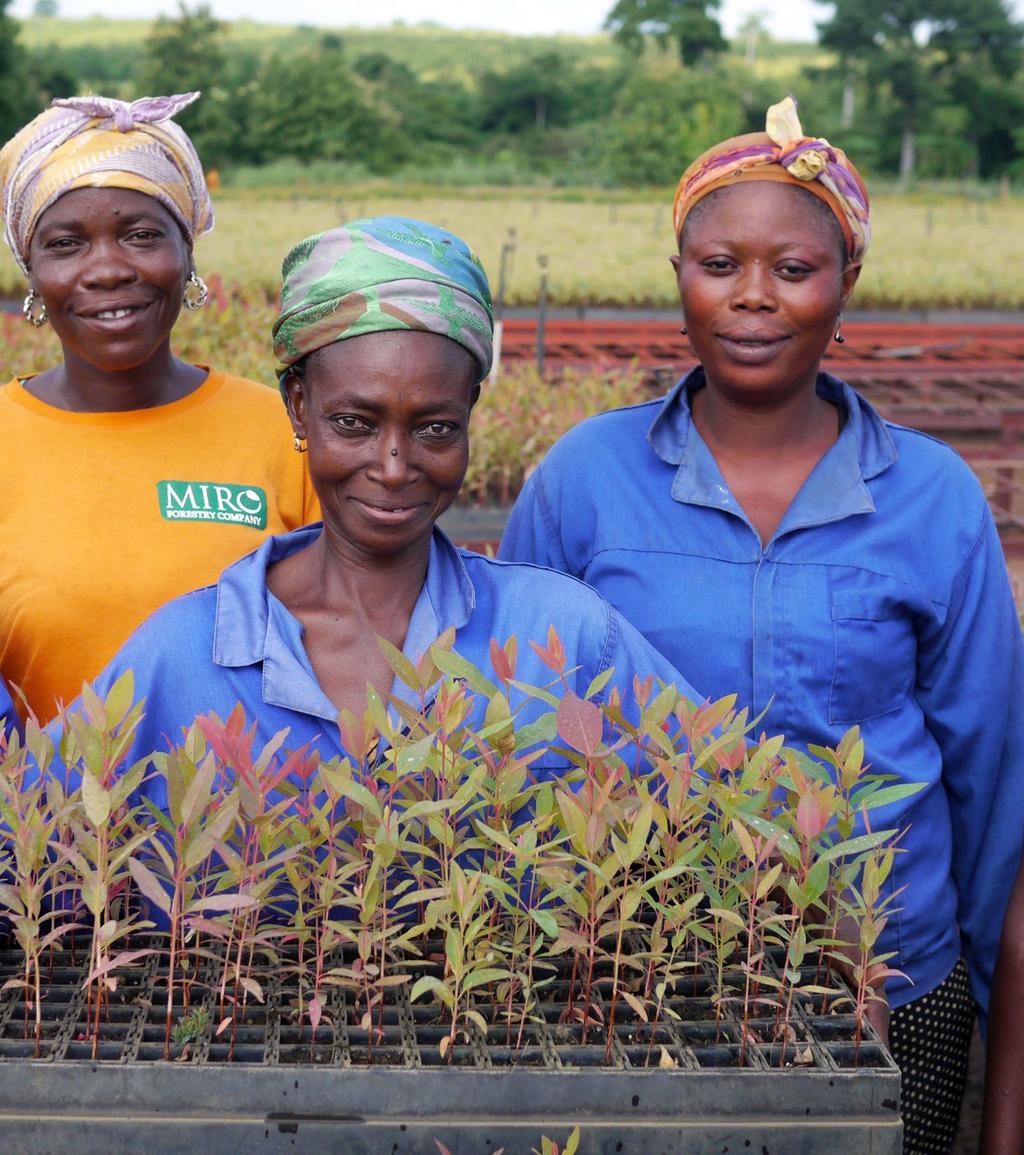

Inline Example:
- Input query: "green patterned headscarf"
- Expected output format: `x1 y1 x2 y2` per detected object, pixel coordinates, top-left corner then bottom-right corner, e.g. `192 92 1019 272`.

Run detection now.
273 216 494 383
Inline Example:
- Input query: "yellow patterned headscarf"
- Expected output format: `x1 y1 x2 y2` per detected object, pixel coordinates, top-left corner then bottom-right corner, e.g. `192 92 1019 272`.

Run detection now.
673 96 870 262
0 92 214 275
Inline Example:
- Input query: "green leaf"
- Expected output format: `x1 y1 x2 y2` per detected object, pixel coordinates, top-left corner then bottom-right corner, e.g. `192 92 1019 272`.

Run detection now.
102 671 137 730
377 636 421 691
531 909 559 938
462 967 510 992
429 647 497 697
583 666 615 701
394 734 435 778
128 857 172 916
80 770 112 828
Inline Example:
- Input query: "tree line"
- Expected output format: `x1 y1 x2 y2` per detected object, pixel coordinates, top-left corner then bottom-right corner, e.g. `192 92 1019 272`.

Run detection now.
7 0 1024 186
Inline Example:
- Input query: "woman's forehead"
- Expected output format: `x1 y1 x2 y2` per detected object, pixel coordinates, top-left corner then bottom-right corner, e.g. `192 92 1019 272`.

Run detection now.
683 182 844 251
34 186 176 233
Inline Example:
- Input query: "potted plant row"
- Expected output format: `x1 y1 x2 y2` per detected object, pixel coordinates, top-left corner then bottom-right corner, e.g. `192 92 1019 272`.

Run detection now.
0 632 909 1154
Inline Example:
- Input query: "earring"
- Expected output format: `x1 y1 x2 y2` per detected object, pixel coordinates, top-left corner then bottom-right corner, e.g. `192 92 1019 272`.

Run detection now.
679 326 688 336
22 289 47 327
183 270 209 311
292 434 308 454
834 316 845 344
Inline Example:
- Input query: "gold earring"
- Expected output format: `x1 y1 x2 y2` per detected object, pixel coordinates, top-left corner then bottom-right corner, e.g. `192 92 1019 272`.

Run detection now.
183 270 209 311
292 434 308 454
23 289 47 327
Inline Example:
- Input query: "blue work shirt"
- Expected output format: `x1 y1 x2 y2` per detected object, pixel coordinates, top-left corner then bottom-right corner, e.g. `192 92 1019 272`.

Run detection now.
0 674 18 743
500 367 1024 1021
70 524 699 804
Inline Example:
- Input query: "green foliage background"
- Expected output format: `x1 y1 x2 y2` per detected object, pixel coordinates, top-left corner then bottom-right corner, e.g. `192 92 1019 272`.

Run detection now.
12 2 1024 186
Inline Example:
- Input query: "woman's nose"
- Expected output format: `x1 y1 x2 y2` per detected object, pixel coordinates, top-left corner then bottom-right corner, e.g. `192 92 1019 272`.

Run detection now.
368 436 412 485
80 240 137 288
730 262 776 310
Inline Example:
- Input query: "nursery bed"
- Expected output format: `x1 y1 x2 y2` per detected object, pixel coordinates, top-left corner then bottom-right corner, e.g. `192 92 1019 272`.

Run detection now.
0 943 901 1155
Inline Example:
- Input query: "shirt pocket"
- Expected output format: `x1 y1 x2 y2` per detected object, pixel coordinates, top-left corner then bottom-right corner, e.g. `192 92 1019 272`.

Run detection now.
829 584 917 726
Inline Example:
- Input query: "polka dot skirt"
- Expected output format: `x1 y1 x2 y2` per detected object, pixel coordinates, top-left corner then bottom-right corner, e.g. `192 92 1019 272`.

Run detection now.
888 958 975 1155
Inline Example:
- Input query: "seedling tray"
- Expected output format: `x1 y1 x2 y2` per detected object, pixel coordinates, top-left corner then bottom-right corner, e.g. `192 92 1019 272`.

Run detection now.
0 944 901 1154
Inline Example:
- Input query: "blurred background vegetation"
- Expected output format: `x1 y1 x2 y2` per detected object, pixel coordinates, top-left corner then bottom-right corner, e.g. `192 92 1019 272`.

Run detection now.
9 0 1024 190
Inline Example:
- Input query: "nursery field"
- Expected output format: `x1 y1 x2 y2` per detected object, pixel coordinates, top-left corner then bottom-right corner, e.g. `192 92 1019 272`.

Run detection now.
4 186 1024 311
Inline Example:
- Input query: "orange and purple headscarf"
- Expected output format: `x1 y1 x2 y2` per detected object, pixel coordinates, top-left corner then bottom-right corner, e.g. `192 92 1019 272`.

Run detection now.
0 92 213 275
673 96 870 262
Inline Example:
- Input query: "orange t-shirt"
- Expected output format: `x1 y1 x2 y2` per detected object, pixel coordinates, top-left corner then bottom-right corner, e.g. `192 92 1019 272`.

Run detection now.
0 369 319 722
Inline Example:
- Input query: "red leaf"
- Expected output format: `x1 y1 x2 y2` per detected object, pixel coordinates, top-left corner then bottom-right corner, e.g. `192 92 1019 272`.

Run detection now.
556 692 603 757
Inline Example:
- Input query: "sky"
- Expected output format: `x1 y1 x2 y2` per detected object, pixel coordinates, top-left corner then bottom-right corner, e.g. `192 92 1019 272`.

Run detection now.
13 1 840 43
17 0 1024 45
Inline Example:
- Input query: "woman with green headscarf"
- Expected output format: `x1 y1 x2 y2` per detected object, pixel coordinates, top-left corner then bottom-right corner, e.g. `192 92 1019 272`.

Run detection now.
47 216 700 795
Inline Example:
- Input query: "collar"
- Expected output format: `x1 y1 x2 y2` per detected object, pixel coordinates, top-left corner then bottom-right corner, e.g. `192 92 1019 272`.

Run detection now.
646 366 898 535
212 523 477 719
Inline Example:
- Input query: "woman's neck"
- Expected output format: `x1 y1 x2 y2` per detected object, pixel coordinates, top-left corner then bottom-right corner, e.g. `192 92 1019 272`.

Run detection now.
26 345 205 413
691 381 840 464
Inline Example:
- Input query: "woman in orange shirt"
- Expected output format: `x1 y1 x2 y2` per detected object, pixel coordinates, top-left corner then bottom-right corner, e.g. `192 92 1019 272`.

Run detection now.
0 92 317 722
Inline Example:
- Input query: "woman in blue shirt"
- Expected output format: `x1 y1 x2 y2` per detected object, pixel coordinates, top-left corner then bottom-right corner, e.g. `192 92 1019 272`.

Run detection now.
500 97 1024 1155
72 216 699 790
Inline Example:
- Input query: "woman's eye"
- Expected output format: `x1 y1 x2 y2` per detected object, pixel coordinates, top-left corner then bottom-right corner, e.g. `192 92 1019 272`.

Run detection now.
128 229 160 242
778 263 812 278
332 415 370 432
701 258 734 273
421 422 457 439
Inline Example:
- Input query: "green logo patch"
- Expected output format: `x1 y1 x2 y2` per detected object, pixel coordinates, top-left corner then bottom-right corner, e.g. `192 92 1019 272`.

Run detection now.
158 480 268 529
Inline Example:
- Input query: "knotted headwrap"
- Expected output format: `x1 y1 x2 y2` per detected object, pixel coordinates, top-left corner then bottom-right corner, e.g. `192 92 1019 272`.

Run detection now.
273 216 494 384
673 96 870 262
0 92 214 275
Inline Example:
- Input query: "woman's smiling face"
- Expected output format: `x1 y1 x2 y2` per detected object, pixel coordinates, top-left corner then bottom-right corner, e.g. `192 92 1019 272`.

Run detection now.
28 186 191 378
284 329 479 564
673 182 860 406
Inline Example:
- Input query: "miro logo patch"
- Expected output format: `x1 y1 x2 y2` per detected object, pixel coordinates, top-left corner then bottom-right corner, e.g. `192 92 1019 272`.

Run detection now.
157 481 268 529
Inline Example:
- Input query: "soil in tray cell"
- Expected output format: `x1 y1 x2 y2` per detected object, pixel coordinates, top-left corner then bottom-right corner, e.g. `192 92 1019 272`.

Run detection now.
205 1042 267 1063
691 1044 758 1069
277 1043 336 1065
757 1042 823 1069
826 1042 891 1069
418 1043 480 1067
346 1047 408 1065
665 997 723 1023
680 1021 738 1047
63 1041 129 1060
803 1016 859 1043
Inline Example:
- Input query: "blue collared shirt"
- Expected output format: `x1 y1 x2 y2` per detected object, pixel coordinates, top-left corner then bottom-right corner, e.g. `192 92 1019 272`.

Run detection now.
72 525 699 810
0 675 18 742
500 368 1024 1021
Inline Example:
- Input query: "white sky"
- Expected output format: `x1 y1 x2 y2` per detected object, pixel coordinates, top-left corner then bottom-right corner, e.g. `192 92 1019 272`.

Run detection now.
15 1 1024 44
10 1 850 44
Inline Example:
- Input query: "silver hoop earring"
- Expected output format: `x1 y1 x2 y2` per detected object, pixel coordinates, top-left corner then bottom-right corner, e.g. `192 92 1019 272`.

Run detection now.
183 270 209 311
22 290 47 327
834 316 845 344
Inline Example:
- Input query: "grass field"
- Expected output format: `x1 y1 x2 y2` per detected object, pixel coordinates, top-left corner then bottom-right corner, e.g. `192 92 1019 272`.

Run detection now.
5 186 1024 311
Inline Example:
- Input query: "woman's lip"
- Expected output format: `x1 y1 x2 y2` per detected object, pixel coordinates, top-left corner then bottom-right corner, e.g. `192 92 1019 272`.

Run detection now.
716 334 789 363
352 498 427 526
77 301 153 330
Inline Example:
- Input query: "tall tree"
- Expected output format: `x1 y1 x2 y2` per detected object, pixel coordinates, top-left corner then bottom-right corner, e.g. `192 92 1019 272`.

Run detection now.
0 0 41 140
605 0 727 67
138 2 234 167
818 0 1022 180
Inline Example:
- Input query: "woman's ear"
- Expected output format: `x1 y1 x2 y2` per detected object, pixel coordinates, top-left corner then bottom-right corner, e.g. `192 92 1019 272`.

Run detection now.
840 261 862 309
281 368 308 437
